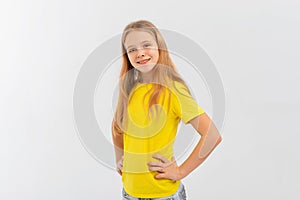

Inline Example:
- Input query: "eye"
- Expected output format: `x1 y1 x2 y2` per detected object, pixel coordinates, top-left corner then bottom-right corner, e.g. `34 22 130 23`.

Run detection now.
127 48 136 53
143 43 151 48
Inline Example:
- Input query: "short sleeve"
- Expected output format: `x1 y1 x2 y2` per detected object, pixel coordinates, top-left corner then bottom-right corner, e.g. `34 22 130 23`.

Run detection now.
171 81 205 124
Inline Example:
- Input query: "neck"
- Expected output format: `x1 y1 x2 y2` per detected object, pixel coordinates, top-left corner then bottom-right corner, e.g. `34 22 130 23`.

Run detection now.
140 70 154 84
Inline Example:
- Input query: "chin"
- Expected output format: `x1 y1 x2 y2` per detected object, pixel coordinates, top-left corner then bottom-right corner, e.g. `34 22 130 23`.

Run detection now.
136 64 155 73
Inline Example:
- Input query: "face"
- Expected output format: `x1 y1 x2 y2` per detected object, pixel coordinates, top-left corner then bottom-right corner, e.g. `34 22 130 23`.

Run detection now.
124 31 159 74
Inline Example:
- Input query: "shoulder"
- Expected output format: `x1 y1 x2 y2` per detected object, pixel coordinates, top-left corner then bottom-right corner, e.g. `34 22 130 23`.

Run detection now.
168 81 191 96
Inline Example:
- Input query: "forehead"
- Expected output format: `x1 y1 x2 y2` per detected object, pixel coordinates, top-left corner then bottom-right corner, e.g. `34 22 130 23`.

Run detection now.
124 31 156 48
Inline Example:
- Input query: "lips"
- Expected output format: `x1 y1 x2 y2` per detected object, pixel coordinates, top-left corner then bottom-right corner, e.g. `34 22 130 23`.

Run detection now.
137 58 151 64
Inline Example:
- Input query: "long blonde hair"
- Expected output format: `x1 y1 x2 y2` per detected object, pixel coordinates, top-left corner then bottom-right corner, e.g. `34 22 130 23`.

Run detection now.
112 20 191 135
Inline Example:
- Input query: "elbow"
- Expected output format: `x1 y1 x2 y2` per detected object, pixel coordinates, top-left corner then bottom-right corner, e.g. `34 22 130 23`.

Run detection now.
217 135 223 144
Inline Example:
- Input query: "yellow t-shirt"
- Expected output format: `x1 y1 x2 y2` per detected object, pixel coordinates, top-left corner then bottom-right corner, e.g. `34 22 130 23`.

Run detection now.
122 81 205 198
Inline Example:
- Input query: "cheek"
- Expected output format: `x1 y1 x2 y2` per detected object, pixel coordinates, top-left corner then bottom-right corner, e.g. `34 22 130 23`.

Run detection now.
127 54 136 64
147 49 157 57
151 50 159 61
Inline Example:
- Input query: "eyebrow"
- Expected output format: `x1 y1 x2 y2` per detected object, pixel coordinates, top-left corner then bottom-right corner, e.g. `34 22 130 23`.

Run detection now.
126 40 152 49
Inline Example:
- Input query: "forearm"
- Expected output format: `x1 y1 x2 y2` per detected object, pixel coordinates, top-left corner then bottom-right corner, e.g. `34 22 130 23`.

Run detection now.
114 145 124 163
112 131 124 163
179 125 222 179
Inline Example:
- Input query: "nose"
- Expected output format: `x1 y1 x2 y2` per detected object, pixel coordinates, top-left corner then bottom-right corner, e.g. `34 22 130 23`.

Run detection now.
137 48 145 58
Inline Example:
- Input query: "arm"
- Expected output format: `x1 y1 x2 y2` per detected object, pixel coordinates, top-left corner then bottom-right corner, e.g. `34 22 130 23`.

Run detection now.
148 113 222 180
178 113 222 179
111 120 124 175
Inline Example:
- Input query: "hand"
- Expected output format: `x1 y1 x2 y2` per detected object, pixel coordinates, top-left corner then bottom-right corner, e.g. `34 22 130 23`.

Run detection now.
147 154 183 181
116 155 123 176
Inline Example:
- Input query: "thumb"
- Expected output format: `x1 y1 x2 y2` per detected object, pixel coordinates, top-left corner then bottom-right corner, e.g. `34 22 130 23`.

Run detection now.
155 173 165 179
171 156 176 163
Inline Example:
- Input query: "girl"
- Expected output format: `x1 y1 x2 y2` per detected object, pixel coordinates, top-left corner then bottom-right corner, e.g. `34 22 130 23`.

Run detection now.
112 20 222 200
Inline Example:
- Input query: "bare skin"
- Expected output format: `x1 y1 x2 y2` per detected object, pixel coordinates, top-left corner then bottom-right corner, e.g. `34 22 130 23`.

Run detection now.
112 113 222 180
113 30 222 179
147 113 222 180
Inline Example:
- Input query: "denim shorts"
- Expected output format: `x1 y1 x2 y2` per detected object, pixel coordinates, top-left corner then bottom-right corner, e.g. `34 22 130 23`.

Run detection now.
121 182 187 200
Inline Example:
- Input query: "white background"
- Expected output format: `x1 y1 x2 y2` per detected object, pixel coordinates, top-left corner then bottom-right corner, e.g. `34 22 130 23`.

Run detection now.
1 0 300 199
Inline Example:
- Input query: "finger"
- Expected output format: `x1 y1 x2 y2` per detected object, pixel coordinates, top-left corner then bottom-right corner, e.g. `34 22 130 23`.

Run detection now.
170 156 177 165
148 166 164 172
147 162 163 167
152 154 169 163
117 162 123 170
117 160 122 167
155 173 165 179
117 168 122 176
117 165 122 171
118 159 123 166
118 161 123 167
171 156 175 162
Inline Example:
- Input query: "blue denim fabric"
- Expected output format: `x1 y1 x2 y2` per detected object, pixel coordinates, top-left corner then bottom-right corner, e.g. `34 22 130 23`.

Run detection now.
121 182 187 200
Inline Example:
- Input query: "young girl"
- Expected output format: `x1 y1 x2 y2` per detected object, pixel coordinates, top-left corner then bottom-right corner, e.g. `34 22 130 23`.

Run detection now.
112 20 222 200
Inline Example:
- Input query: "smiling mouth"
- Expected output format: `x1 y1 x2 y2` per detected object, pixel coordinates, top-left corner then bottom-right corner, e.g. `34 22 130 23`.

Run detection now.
137 58 151 64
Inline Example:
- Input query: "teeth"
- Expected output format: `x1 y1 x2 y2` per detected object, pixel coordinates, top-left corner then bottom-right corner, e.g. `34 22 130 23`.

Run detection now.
138 58 150 64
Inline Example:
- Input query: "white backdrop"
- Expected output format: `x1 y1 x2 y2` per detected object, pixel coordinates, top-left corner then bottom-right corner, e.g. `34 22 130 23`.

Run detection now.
1 0 299 199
